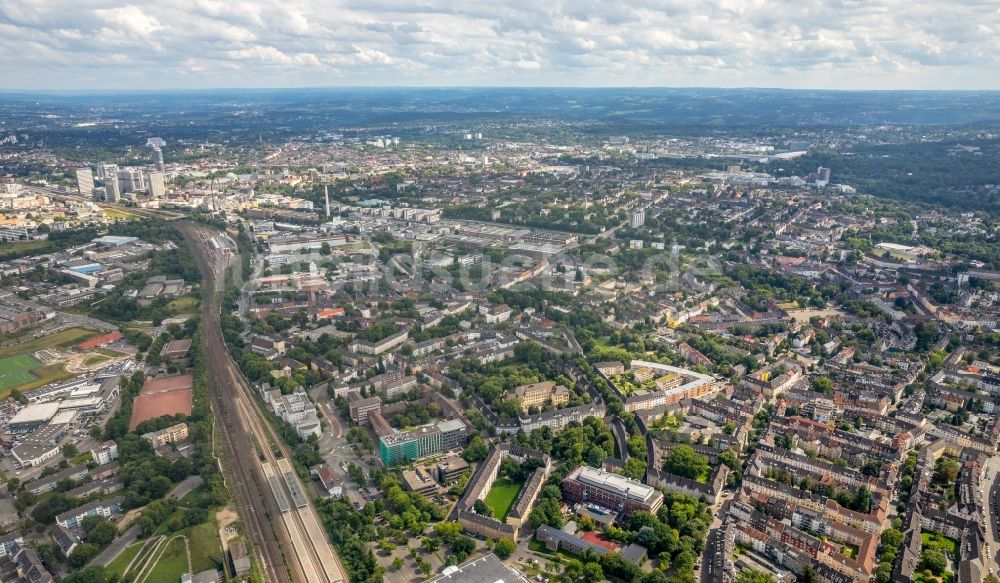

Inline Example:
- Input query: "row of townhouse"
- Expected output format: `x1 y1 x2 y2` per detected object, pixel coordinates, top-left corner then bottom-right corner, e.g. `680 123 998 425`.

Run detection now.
771 416 904 463
55 496 124 529
754 444 889 495
472 394 608 436
730 501 874 582
646 464 729 504
741 474 884 534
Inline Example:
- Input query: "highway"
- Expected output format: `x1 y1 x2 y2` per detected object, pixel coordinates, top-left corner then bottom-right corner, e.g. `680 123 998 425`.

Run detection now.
183 223 346 583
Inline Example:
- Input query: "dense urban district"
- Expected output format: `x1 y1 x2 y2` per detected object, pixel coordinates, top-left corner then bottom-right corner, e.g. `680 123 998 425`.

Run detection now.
0 90 997 583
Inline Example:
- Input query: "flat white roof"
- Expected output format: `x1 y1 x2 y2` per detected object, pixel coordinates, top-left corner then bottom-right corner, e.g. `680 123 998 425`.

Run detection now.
9 402 61 425
51 410 80 424
575 465 657 502
69 383 102 398
630 359 714 381
876 242 915 252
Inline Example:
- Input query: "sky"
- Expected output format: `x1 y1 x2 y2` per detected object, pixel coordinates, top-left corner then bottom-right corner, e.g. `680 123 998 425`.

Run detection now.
0 0 998 91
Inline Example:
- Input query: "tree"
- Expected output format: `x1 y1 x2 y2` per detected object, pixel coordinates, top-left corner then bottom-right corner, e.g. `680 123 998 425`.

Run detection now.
494 537 516 559
623 457 647 480
811 376 833 394
473 499 493 517
462 435 490 463
434 521 463 543
797 565 817 583
451 536 476 561
718 450 740 472
919 549 947 575
61 443 79 459
737 570 776 583
880 528 904 550
564 560 584 581
663 445 710 481
68 543 100 568
392 557 404 570
582 562 603 582
82 517 118 546
933 456 960 485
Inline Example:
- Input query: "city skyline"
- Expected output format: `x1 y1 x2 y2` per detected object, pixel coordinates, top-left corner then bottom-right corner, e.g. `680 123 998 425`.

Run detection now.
0 0 998 91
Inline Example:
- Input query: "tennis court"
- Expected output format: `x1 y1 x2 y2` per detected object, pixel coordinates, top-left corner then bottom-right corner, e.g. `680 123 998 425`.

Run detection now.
0 354 40 391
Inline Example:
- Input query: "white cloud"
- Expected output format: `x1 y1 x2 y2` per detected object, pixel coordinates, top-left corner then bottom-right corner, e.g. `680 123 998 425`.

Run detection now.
0 0 996 89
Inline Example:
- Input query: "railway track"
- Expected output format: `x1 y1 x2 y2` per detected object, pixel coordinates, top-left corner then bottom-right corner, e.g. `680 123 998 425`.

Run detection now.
183 224 293 583
183 223 346 583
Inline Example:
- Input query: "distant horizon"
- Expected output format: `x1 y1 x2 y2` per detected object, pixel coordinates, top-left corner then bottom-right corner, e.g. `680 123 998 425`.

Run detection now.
1 1 997 92
3 85 1000 97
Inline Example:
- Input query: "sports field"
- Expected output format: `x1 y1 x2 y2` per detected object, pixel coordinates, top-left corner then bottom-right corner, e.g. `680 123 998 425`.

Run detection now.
0 354 40 391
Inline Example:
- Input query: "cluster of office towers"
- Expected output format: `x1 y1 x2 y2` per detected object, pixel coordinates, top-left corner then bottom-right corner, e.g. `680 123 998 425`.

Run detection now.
75 139 167 203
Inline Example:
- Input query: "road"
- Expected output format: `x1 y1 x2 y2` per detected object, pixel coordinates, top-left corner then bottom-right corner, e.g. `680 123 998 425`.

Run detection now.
90 475 206 567
309 384 345 439
166 476 204 500
610 416 630 461
91 524 142 567
981 456 1000 576
183 223 346 583
699 506 729 583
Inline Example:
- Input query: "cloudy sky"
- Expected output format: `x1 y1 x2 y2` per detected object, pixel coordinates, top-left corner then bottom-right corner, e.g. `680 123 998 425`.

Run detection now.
0 0 998 91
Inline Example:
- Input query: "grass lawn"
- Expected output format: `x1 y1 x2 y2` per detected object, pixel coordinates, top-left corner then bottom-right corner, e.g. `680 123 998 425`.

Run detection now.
71 451 93 464
106 542 143 578
145 537 190 583
188 521 224 572
102 208 143 220
0 354 40 391
528 538 552 554
921 532 958 555
528 538 575 563
0 239 50 258
485 478 523 520
166 296 200 314
0 327 98 358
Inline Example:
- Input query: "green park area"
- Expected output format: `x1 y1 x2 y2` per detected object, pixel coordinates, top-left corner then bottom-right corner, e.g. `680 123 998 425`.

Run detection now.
107 514 224 582
166 296 200 314
485 478 523 520
106 542 145 578
145 537 189 583
914 531 958 583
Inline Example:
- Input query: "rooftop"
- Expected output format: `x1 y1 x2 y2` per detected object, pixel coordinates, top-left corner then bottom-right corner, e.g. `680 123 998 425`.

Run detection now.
572 466 658 503
9 402 61 426
424 553 528 583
